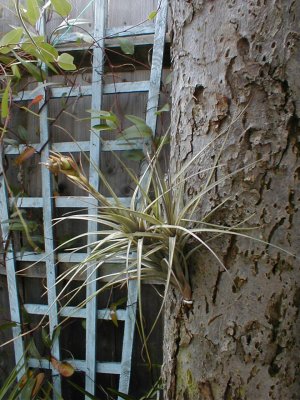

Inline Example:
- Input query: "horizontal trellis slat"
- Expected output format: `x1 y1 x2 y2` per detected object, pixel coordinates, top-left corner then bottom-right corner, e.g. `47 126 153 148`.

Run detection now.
14 250 130 264
24 303 127 320
12 81 150 102
28 358 122 375
10 196 131 208
55 23 156 46
5 138 145 155
52 23 156 49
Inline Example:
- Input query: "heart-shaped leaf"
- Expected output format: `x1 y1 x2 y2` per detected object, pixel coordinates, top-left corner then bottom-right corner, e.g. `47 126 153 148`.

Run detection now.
119 38 134 55
121 115 153 139
57 53 76 71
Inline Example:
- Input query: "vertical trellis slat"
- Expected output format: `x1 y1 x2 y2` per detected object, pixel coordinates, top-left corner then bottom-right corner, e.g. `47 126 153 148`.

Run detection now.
118 2 168 397
0 144 25 381
38 11 62 397
85 0 108 396
118 280 138 395
146 0 168 134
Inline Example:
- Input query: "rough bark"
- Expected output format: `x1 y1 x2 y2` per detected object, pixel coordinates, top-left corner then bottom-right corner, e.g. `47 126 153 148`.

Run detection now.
163 1 300 399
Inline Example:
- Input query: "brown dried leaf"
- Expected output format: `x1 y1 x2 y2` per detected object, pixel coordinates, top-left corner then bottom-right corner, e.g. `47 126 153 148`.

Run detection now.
19 370 34 388
32 372 45 397
50 356 74 377
28 94 44 108
15 146 36 165
110 309 118 327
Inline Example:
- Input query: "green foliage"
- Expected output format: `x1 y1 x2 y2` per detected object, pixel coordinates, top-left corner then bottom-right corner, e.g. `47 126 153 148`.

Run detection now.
119 38 135 55
50 0 72 17
0 0 75 146
4 206 43 253
0 28 24 54
155 103 170 115
147 10 158 21
44 130 239 309
108 378 162 399
0 324 75 399
1 79 11 120
122 115 153 139
0 0 75 126
0 355 47 400
88 110 119 131
23 0 40 26
56 53 76 71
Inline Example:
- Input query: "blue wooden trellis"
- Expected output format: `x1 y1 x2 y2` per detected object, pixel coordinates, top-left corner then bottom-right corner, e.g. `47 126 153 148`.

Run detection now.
0 0 168 397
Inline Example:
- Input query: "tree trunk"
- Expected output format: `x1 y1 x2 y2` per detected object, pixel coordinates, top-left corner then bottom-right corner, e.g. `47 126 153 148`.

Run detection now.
163 1 300 399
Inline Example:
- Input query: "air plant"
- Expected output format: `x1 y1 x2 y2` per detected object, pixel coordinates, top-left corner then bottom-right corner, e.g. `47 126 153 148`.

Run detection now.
46 140 195 305
44 128 253 310
44 108 297 320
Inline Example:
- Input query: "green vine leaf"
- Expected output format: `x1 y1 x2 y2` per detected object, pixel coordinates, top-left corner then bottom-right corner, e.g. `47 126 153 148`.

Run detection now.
13 51 45 81
0 28 24 54
0 321 18 331
147 10 158 20
118 38 134 55
123 150 145 161
57 53 76 71
1 80 11 120
28 337 41 359
165 72 172 85
23 0 40 26
92 124 115 131
155 103 170 115
122 115 153 139
50 0 72 17
41 327 52 348
122 125 152 140
11 64 21 79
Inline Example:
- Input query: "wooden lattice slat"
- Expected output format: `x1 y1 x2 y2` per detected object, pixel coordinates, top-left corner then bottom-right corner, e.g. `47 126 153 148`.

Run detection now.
6 138 147 154
85 0 107 395
0 145 25 381
38 13 62 398
13 80 151 102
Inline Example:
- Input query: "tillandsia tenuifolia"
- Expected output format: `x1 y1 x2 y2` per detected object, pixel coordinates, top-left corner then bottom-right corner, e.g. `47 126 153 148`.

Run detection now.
43 122 247 311
45 142 198 306
44 110 297 314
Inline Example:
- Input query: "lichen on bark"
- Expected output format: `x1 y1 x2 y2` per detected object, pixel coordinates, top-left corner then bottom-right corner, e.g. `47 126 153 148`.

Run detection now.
163 1 300 399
